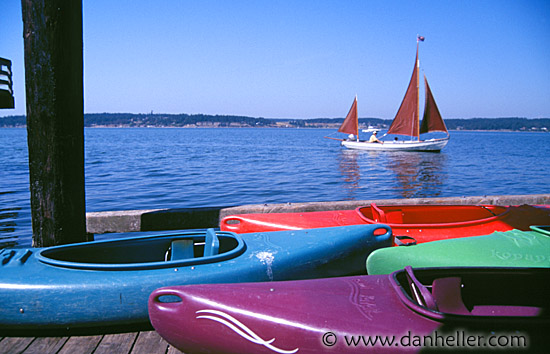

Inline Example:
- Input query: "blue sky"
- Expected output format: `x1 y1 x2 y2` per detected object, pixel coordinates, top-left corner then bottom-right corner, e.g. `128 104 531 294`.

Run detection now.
1 0 549 119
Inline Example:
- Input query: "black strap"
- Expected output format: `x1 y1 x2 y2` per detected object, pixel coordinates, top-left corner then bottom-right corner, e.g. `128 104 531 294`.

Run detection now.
481 205 497 216
395 235 417 246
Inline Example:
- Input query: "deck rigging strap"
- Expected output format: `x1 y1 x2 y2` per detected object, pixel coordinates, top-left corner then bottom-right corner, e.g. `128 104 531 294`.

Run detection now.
481 205 497 216
394 235 417 246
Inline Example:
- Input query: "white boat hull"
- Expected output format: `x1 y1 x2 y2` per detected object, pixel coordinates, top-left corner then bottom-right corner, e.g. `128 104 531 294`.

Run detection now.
341 137 449 151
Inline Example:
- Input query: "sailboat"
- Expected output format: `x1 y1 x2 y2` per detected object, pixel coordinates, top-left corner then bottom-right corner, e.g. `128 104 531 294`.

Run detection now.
338 37 449 151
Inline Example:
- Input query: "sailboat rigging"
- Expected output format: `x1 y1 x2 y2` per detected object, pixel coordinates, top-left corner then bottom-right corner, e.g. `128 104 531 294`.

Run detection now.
335 37 449 152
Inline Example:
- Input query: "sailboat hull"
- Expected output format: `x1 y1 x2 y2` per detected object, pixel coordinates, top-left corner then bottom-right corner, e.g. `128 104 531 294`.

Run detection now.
342 137 449 151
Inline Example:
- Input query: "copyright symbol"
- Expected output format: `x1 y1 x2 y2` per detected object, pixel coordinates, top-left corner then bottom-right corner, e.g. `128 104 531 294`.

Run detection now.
322 332 337 347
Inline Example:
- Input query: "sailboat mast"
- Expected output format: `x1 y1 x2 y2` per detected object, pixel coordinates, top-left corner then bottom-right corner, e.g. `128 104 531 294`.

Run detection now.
355 94 359 141
385 36 425 141
415 38 421 140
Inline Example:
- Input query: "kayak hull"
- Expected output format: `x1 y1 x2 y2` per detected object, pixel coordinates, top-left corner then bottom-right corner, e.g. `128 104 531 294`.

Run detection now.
221 204 550 244
0 225 391 329
367 226 550 275
149 267 550 353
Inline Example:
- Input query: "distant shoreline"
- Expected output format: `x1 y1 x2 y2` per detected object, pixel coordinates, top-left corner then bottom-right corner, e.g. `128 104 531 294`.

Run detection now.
1 126 548 133
1 114 549 132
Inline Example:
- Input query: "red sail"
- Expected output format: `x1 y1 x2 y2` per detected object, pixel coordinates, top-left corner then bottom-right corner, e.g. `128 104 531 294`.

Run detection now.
420 75 448 135
386 48 420 138
338 96 358 136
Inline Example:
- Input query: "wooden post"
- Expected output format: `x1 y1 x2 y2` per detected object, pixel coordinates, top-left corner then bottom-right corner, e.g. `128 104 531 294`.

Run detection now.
22 0 87 246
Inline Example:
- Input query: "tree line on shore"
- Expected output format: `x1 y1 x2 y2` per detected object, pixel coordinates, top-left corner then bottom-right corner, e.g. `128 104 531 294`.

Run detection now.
1 113 549 131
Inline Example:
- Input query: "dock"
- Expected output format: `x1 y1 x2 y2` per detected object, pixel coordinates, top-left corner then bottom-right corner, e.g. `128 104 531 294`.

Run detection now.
1 193 550 354
86 194 550 236
0 330 183 354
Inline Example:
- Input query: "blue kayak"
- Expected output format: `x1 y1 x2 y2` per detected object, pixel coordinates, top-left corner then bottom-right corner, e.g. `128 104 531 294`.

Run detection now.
0 225 391 329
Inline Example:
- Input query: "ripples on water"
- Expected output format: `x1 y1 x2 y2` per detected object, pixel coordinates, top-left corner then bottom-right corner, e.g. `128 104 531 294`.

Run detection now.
0 129 32 248
1 128 549 247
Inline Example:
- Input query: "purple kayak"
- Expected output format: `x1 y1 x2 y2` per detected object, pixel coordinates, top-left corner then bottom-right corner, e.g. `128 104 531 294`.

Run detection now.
149 267 549 353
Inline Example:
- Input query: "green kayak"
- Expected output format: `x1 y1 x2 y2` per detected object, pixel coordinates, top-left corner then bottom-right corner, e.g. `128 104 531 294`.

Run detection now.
367 225 550 275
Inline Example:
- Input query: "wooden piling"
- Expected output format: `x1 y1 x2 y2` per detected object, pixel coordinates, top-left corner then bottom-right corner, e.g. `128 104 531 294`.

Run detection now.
22 0 87 246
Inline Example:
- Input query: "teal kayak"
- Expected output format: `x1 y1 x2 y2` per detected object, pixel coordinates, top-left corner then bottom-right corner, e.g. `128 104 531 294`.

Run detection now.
0 225 392 330
367 225 550 275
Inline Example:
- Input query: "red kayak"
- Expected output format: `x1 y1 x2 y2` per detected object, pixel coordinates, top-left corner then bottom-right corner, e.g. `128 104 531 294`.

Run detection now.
149 267 549 353
221 204 550 245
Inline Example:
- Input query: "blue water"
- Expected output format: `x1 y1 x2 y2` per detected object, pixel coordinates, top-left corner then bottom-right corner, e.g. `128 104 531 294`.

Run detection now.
1 128 549 247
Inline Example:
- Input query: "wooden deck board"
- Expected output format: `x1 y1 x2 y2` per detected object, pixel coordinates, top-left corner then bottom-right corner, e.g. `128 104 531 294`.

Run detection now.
0 331 184 354
166 345 184 354
131 331 170 354
0 337 34 354
93 332 138 354
57 335 103 354
20 337 69 354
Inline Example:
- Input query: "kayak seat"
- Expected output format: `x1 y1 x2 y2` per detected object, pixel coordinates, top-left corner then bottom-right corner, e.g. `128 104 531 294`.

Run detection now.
204 228 220 257
405 266 438 311
370 203 387 223
170 239 195 260
431 277 470 315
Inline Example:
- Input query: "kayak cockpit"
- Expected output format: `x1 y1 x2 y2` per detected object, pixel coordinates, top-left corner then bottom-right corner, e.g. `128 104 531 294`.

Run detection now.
357 203 508 225
36 229 245 270
392 266 549 321
531 225 550 236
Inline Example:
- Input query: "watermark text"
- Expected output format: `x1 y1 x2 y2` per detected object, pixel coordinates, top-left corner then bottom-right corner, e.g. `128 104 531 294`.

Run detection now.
321 330 528 350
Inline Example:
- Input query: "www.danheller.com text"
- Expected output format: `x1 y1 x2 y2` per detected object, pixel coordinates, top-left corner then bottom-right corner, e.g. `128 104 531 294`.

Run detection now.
321 330 528 349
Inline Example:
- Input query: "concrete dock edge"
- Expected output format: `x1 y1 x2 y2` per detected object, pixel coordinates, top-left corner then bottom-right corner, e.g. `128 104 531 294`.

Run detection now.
85 194 550 235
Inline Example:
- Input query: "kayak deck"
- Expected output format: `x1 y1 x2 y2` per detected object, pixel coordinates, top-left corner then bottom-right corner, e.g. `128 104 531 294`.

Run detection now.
1 225 392 330
221 204 550 244
366 225 550 274
149 267 549 353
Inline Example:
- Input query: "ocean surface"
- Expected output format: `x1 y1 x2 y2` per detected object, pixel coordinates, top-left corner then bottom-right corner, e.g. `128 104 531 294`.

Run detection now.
1 128 549 247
